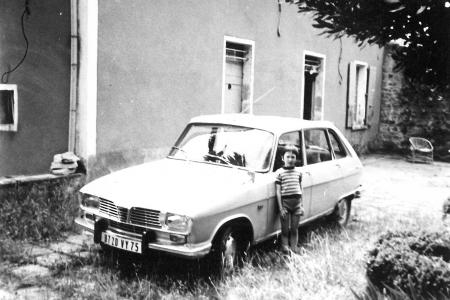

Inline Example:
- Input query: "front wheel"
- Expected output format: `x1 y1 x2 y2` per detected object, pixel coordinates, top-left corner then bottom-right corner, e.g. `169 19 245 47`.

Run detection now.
211 226 249 276
331 198 351 227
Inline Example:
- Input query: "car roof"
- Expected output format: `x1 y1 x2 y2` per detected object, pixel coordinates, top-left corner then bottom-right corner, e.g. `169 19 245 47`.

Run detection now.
189 114 335 134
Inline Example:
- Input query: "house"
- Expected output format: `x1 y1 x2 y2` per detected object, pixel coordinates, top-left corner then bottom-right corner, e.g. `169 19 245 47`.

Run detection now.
0 0 384 179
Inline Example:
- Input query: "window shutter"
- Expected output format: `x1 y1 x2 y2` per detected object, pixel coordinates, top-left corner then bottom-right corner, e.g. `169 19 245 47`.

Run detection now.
366 66 377 126
346 62 356 128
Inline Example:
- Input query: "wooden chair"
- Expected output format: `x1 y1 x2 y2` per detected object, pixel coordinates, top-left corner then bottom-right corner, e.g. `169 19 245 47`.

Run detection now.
408 137 433 163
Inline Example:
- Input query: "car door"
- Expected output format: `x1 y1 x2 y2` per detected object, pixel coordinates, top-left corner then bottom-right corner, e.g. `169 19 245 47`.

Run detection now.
266 131 313 233
303 128 342 218
327 128 361 198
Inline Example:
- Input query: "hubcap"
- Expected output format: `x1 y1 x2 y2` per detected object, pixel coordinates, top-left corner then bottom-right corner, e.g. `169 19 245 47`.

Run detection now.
338 201 347 223
222 234 237 269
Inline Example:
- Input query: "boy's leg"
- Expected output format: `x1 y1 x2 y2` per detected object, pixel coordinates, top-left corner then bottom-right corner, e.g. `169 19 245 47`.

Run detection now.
280 214 290 252
290 214 301 251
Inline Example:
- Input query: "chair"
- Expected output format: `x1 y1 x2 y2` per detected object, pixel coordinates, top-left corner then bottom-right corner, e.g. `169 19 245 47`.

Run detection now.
408 137 433 163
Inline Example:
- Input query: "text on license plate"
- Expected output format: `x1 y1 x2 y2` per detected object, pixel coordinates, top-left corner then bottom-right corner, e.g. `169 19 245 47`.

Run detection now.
101 232 141 253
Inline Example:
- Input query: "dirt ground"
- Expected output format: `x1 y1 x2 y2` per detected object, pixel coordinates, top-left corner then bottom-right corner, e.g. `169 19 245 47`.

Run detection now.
1 154 449 299
357 154 450 220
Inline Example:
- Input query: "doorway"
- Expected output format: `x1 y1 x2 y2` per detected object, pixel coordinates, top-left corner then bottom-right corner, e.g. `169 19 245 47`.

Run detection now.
303 72 316 120
302 52 325 121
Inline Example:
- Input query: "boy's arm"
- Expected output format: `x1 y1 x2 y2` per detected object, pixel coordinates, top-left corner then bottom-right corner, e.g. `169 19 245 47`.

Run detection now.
276 184 282 211
276 184 286 218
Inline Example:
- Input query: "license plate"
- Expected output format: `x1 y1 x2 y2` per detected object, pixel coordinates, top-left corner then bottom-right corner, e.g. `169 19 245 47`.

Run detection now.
101 232 142 253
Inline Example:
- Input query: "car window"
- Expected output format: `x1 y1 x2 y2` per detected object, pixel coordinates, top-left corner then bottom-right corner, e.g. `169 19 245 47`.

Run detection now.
304 129 332 165
273 131 303 171
328 129 347 159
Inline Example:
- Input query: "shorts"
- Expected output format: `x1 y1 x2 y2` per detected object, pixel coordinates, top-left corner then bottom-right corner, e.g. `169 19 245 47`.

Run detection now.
282 194 304 216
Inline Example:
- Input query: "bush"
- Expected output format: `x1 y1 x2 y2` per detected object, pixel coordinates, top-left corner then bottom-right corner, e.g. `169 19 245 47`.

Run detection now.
0 174 84 241
366 230 450 299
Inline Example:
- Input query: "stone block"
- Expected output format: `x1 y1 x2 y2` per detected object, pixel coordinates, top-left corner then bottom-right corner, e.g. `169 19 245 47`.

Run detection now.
65 234 92 247
36 253 71 268
14 287 59 300
23 245 53 257
49 242 79 255
0 289 14 300
11 265 51 280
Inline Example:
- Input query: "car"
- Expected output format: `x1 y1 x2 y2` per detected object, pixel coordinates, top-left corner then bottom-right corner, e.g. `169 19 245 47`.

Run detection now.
75 114 363 271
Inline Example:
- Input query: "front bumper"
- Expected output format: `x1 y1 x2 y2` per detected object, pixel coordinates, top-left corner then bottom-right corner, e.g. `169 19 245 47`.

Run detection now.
75 216 211 259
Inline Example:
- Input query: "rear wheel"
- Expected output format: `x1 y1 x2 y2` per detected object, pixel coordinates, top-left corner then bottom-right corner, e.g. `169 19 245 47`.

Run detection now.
332 198 351 227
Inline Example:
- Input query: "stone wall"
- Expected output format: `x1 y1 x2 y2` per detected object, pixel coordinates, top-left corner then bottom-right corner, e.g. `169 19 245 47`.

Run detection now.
374 44 450 162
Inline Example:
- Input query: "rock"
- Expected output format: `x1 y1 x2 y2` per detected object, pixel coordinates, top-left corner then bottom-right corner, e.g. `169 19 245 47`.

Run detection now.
11 265 51 281
65 234 92 247
36 253 71 268
14 286 59 300
23 245 53 257
48 242 78 255
0 289 14 300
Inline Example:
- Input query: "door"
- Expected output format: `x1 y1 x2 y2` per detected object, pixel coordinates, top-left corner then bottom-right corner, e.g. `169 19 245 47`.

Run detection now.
224 60 243 113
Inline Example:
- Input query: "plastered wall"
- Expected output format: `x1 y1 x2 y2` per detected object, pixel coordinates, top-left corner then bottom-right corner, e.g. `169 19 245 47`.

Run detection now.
94 0 384 177
0 0 71 176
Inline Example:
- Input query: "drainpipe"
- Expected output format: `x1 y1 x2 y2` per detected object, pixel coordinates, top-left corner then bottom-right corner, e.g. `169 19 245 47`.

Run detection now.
68 0 79 153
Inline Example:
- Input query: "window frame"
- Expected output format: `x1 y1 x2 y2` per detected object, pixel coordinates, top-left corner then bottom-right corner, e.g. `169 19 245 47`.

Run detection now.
273 130 305 171
346 60 369 130
303 128 333 165
0 84 18 132
326 129 348 160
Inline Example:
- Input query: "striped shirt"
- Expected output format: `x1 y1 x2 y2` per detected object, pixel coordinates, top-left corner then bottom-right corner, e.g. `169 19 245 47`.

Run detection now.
275 166 302 196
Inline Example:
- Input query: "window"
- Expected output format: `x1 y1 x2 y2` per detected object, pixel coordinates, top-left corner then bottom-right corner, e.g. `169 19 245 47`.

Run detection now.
328 129 347 159
346 61 377 130
302 51 326 121
304 129 332 165
274 131 303 170
222 36 254 114
0 84 18 131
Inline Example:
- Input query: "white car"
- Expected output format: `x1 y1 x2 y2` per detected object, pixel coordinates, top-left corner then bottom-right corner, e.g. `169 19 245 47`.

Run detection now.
76 114 363 270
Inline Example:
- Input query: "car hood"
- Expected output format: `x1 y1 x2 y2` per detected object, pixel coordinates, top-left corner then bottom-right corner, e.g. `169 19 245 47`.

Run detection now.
81 158 263 217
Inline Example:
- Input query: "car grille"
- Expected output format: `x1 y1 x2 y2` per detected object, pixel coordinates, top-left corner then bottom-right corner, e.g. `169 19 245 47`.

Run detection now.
99 198 162 229
108 220 146 235
130 207 161 228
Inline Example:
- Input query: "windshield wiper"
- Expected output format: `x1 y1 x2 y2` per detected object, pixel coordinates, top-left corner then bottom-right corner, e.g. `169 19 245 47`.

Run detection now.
203 153 234 167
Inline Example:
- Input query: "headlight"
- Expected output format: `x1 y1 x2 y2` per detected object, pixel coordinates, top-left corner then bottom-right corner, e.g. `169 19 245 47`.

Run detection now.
80 194 100 209
159 212 192 233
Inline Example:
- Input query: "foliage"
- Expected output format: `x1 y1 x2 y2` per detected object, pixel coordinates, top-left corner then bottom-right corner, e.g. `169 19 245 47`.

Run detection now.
366 230 450 299
0 175 84 241
397 80 450 160
292 0 450 86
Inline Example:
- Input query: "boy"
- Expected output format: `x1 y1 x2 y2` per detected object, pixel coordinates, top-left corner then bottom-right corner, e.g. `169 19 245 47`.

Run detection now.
443 196 450 221
275 144 304 254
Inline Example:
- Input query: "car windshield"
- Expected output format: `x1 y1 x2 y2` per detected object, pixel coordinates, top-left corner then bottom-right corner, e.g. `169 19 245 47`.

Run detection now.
168 123 274 172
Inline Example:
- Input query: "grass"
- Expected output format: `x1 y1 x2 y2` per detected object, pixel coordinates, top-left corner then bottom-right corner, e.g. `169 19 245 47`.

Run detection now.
40 205 450 298
0 202 447 299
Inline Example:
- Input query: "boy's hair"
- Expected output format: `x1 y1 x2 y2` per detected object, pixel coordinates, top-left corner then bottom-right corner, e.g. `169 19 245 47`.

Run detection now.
282 144 299 157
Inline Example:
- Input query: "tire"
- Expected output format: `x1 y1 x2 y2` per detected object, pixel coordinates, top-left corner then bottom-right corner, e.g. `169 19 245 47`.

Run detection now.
211 225 249 275
332 198 351 227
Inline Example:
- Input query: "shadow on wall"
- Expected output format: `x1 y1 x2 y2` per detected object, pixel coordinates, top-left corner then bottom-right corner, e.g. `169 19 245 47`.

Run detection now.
86 147 170 181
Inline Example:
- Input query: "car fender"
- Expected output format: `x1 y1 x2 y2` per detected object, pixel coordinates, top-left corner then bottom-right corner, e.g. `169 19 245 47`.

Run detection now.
207 213 255 245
